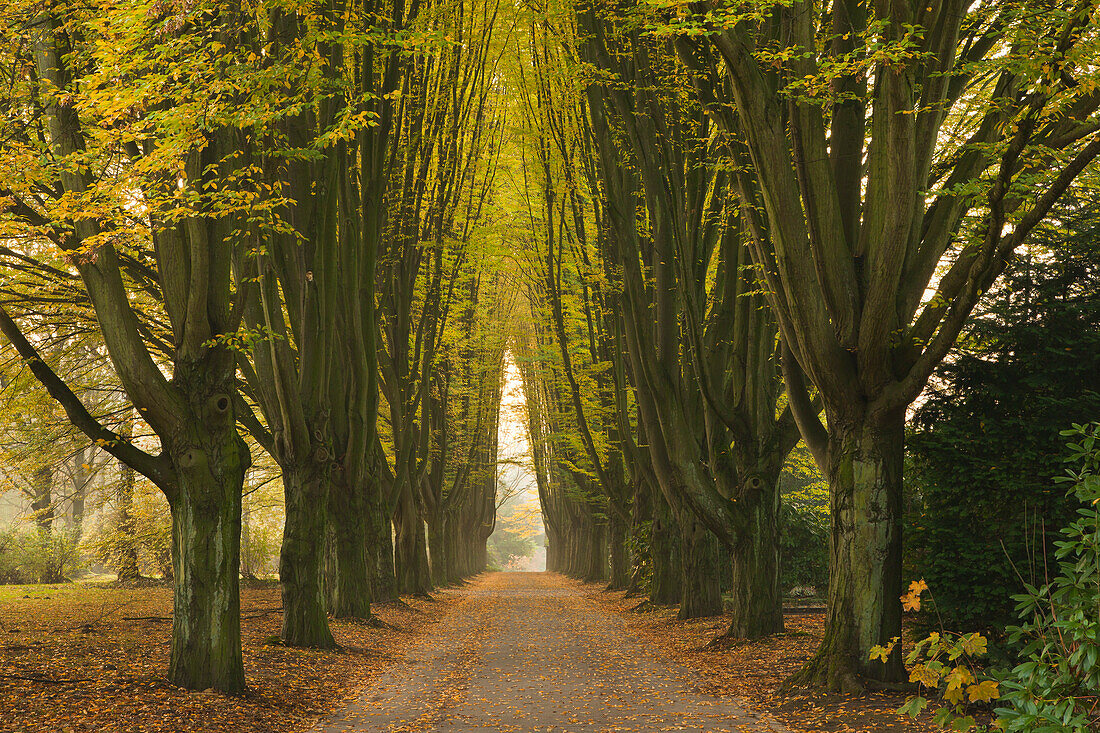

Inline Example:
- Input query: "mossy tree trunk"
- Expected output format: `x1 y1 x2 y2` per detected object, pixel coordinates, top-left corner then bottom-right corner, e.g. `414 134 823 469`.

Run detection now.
280 463 336 647
607 509 630 590
725 475 783 638
166 360 250 693
789 409 905 691
394 487 431 596
649 495 681 605
677 511 723 619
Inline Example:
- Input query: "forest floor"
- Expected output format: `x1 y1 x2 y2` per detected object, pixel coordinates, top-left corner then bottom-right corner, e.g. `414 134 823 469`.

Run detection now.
590 583 941 732
0 579 451 732
0 572 949 732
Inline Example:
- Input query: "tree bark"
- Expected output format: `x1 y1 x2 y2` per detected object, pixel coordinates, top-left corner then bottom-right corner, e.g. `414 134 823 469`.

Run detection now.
726 481 783 637
677 511 723 619
607 510 630 590
30 466 54 534
582 520 608 583
649 495 681 605
394 488 431 596
166 380 249 693
280 463 336 647
326 467 373 619
427 514 449 586
368 509 398 602
788 408 905 692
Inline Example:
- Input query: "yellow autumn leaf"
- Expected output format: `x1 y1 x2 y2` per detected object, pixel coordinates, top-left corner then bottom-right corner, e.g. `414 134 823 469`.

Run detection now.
909 663 942 688
960 633 988 657
901 579 929 611
944 666 975 706
869 639 897 663
967 680 1000 703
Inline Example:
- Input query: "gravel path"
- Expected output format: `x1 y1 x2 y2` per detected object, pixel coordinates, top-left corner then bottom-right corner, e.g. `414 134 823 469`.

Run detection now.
314 572 786 733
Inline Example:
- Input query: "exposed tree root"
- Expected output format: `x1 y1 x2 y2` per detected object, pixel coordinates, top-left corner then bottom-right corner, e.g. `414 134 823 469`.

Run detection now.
781 646 865 695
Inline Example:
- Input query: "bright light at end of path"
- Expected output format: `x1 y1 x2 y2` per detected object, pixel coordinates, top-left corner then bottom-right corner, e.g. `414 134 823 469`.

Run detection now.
489 351 546 572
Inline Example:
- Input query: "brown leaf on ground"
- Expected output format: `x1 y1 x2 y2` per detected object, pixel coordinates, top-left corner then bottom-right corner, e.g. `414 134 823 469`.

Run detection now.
0 582 452 733
586 585 943 733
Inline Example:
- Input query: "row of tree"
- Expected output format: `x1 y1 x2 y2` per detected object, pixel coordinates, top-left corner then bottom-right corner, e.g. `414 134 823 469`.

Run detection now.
1 0 1098 699
0 0 519 692
507 0 1100 693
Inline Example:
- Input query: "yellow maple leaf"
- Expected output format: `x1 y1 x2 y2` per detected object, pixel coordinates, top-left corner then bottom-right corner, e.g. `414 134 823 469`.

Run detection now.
967 680 1000 703
901 579 929 611
869 638 897 663
960 633 988 658
909 663 942 688
944 666 975 705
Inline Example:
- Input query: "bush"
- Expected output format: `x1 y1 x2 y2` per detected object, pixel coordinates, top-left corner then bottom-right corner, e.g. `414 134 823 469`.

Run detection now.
780 497 828 594
994 423 1100 732
907 231 1100 635
887 425 1100 733
0 526 83 584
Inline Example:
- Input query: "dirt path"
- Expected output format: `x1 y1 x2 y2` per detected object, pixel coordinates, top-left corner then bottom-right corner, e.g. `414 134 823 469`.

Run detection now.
315 572 785 732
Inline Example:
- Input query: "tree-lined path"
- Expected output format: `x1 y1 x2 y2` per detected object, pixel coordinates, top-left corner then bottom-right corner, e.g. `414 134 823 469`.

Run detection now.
3 0 1100 729
317 573 785 733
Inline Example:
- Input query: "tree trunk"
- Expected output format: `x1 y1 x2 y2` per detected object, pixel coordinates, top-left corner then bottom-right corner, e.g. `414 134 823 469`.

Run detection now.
789 409 905 692
394 489 431 596
167 416 249 693
649 496 680 605
280 464 335 647
369 508 397 602
427 514 449 586
607 510 630 590
327 470 373 619
625 478 651 596
70 462 88 541
726 482 783 638
30 466 53 534
582 520 608 583
411 518 431 592
546 531 559 573
677 511 723 619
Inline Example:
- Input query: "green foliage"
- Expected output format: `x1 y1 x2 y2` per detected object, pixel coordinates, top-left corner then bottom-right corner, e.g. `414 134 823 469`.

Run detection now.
0 527 84 584
779 446 829 594
907 217 1100 634
83 486 173 580
627 519 653 592
994 423 1100 732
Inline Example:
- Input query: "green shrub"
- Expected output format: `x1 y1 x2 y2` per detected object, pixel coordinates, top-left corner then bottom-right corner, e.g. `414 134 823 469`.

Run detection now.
907 231 1100 635
994 423 1100 732
0 526 83 584
779 496 828 593
779 446 829 594
886 425 1100 733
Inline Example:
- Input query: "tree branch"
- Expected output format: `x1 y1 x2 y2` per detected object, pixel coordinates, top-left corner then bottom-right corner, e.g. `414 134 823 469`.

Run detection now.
0 304 176 497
